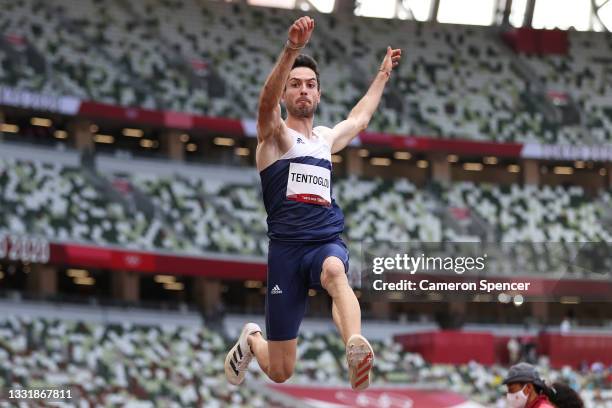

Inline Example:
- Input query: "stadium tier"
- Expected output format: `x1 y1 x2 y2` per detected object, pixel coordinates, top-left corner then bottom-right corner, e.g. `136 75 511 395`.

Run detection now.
0 316 271 407
0 157 181 251
124 172 269 255
0 153 612 284
1 154 610 260
1 316 610 407
523 31 612 144
445 182 612 242
2 0 612 143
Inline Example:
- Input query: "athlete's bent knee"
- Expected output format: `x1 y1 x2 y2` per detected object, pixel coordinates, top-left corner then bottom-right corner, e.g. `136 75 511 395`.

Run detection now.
321 257 347 292
267 340 296 383
269 369 293 383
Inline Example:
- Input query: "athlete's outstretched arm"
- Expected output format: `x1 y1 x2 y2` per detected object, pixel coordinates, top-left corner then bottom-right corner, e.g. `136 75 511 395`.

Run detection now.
328 47 402 153
257 16 315 143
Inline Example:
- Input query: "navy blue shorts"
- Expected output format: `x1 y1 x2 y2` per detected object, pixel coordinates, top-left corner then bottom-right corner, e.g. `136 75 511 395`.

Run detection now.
265 238 349 341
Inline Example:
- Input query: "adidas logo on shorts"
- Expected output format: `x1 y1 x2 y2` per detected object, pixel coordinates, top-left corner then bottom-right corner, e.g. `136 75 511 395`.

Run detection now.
271 285 283 295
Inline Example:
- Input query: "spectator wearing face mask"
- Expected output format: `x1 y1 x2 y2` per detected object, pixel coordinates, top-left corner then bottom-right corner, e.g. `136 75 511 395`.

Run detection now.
503 363 555 408
503 363 586 408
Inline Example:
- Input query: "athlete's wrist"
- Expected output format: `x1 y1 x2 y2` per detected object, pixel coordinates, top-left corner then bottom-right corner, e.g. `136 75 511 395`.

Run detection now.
378 69 391 80
286 39 307 51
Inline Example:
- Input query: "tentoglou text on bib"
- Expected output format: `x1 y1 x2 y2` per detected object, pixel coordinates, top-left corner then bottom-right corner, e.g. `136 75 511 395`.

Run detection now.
286 162 331 207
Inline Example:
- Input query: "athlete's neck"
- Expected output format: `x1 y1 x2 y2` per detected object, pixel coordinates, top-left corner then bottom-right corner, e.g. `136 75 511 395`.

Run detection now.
285 115 314 139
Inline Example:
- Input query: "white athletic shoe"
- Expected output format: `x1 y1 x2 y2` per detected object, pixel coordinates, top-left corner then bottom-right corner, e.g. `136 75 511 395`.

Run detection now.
225 322 261 385
346 334 375 391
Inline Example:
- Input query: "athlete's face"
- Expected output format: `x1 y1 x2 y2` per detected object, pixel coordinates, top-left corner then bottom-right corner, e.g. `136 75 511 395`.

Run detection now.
283 67 320 119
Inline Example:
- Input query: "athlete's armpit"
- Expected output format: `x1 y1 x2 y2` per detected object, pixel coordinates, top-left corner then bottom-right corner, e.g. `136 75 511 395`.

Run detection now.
328 117 367 154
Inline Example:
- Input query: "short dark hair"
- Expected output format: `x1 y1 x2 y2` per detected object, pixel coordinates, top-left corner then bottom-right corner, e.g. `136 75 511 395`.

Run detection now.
291 54 320 90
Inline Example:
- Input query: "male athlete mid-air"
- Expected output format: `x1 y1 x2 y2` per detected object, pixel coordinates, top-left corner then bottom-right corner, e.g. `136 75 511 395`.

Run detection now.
225 16 401 390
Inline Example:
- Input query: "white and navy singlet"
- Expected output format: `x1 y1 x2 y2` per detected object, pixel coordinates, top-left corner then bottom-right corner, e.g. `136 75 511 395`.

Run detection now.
259 126 345 242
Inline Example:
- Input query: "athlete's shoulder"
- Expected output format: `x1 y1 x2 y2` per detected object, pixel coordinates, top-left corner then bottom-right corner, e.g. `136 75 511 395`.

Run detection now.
314 125 334 145
314 125 332 134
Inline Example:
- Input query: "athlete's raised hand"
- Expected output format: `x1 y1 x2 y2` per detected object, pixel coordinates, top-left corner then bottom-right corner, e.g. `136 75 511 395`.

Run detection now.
288 16 314 48
379 46 402 76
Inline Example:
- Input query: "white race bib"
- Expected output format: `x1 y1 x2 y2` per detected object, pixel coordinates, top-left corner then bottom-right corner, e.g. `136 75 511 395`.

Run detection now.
287 162 331 207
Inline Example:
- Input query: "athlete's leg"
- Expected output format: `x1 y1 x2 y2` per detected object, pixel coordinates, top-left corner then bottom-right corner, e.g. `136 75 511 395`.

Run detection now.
248 334 297 383
320 256 361 344
249 240 306 383
309 241 373 390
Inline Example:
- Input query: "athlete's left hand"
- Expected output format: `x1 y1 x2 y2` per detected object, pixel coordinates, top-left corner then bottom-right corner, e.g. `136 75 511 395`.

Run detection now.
379 46 402 75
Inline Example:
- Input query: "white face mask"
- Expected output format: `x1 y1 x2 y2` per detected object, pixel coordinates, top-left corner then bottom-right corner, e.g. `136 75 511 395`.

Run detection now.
506 385 528 408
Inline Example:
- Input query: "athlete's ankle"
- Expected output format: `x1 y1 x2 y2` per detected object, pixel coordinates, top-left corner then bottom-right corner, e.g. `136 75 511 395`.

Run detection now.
345 332 363 344
247 331 263 352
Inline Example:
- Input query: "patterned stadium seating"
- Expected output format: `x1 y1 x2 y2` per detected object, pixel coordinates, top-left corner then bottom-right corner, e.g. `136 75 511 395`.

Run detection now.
524 31 612 144
0 316 609 406
1 0 611 143
445 181 612 242
1 155 610 278
0 157 181 251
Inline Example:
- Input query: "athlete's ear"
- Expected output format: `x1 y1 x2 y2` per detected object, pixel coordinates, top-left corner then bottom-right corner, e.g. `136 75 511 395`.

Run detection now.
316 86 321 104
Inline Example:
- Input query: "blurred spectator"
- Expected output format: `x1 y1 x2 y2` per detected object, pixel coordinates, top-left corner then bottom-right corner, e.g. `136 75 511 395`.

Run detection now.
508 337 521 365
503 362 554 408
520 336 538 364
560 317 571 335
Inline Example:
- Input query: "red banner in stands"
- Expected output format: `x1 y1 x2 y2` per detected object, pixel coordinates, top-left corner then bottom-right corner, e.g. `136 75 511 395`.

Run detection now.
164 111 193 129
3 88 611 161
360 133 524 157
46 242 612 292
191 115 244 135
73 100 612 160
394 331 496 365
48 242 266 280
78 101 244 135
79 102 167 127
267 384 483 408
503 28 568 55
539 333 612 368
395 331 612 368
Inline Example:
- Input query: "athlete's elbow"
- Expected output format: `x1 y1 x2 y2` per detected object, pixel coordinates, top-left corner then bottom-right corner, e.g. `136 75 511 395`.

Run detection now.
355 117 369 132
349 113 370 132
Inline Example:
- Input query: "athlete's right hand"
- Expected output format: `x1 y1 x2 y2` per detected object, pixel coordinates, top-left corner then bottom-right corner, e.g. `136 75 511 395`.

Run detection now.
288 16 314 47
